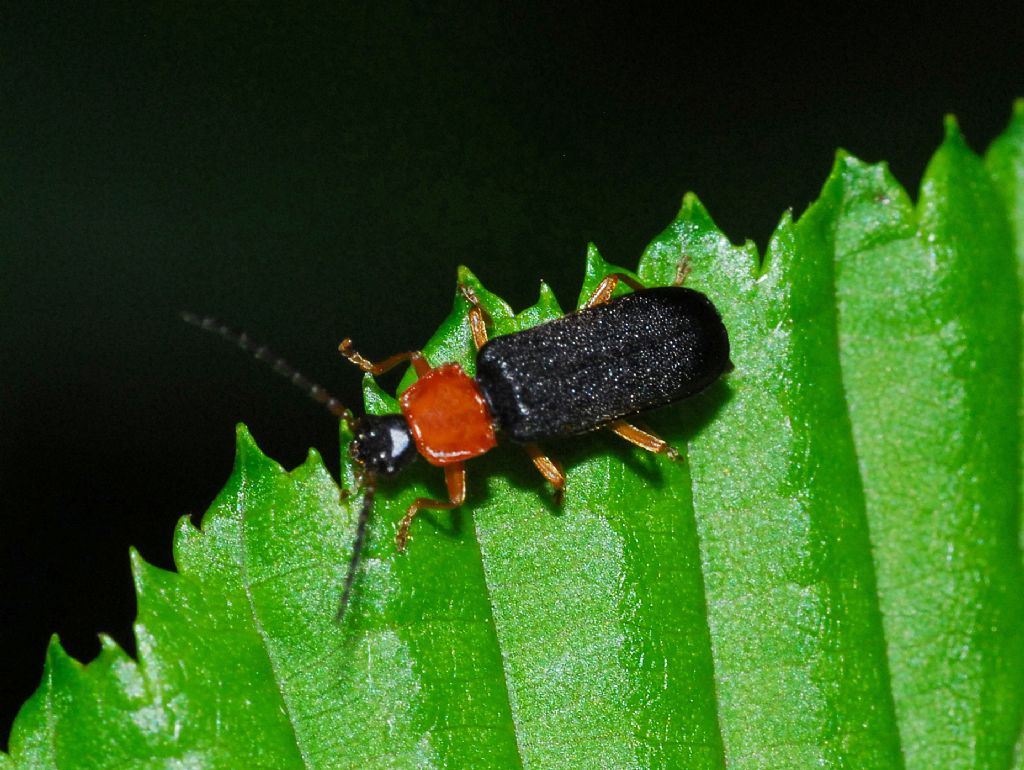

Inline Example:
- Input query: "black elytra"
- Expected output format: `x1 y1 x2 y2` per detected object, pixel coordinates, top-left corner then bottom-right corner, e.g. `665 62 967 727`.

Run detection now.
475 286 731 442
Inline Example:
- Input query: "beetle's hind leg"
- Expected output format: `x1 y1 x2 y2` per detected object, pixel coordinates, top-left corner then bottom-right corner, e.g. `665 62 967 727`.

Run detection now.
458 284 490 351
396 462 466 552
524 443 566 504
608 419 683 461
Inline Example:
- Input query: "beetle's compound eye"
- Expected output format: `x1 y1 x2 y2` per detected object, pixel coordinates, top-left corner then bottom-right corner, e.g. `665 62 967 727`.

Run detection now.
352 414 418 477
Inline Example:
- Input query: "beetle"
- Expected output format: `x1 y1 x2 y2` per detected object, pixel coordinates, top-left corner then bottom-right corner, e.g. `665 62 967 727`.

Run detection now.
184 261 731 618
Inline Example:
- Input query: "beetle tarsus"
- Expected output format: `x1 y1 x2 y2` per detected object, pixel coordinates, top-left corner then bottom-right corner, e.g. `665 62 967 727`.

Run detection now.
395 511 415 553
662 445 684 462
396 498 450 552
673 256 691 287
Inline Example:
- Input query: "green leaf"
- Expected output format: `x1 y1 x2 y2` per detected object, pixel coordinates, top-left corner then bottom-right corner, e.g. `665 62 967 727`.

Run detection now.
986 99 1024 535
831 118 1024 770
6 111 1023 769
641 193 901 768
986 99 1024 770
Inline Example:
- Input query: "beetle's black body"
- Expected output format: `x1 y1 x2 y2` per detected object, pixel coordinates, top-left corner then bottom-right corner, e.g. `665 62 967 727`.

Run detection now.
475 286 730 443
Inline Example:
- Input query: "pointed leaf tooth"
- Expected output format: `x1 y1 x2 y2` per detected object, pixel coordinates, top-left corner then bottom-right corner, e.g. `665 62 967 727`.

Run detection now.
361 372 399 415
513 279 563 329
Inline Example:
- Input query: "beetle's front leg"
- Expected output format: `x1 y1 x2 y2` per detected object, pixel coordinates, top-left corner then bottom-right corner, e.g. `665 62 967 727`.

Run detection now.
396 462 466 551
339 340 432 377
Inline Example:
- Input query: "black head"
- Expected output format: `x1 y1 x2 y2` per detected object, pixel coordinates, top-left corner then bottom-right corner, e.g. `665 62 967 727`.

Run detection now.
351 414 418 477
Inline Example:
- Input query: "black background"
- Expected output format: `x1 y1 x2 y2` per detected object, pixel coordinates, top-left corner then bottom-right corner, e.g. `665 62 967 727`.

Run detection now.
2 3 1021 743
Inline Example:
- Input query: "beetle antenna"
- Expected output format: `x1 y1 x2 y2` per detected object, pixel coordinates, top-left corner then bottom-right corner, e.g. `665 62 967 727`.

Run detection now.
337 482 375 621
181 311 357 431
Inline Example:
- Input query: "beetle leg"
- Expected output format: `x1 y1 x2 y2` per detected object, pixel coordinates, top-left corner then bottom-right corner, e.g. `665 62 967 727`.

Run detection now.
458 284 490 351
583 273 648 308
673 255 691 286
395 462 466 552
608 419 682 461
585 259 689 308
523 443 566 504
339 339 432 377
